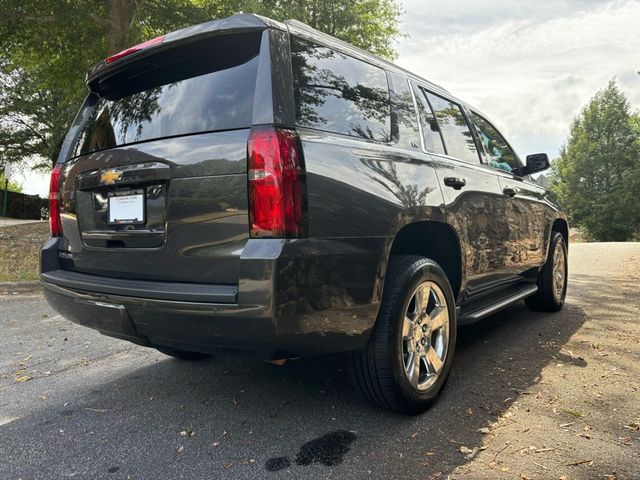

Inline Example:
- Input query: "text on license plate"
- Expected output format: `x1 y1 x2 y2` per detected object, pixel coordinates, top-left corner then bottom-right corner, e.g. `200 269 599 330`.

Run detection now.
108 191 144 225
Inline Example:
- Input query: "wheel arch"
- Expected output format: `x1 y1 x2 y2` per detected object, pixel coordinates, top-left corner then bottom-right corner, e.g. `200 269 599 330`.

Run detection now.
386 221 463 301
551 217 569 252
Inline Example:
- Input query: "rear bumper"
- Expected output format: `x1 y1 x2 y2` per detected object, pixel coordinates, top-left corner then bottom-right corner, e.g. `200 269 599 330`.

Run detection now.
41 237 384 358
42 280 284 357
41 269 237 303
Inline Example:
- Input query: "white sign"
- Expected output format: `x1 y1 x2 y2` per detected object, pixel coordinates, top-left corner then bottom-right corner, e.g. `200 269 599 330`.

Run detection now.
3 163 15 181
109 194 144 224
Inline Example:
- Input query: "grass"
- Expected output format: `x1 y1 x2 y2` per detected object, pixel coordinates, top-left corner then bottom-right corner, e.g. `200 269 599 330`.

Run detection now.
0 222 49 282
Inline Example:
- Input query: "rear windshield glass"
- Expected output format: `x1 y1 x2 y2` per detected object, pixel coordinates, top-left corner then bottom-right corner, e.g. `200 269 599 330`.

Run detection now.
73 33 261 158
291 36 391 142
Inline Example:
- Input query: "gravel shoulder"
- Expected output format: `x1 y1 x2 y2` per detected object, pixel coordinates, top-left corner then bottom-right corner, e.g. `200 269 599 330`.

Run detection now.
449 242 640 479
0 243 638 480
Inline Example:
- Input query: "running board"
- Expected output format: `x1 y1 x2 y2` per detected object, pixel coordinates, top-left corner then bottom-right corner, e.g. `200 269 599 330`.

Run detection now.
458 283 538 325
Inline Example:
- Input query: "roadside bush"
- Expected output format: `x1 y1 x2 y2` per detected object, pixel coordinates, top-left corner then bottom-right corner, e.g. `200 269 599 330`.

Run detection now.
0 191 47 219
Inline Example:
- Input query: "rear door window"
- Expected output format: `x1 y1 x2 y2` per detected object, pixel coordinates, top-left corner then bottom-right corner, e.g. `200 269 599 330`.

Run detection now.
291 36 391 142
423 90 480 163
73 32 262 157
470 111 520 173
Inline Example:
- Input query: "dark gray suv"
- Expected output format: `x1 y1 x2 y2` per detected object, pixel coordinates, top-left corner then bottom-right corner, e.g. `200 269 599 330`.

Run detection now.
41 14 568 414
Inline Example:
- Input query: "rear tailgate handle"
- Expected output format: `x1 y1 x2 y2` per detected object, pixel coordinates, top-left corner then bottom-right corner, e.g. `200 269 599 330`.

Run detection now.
77 162 171 190
443 177 466 190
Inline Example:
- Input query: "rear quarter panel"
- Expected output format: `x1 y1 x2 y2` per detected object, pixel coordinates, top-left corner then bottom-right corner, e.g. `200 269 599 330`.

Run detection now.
297 129 446 305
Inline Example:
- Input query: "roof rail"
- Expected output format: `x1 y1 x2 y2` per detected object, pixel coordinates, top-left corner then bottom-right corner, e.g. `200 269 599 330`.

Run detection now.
284 19 449 94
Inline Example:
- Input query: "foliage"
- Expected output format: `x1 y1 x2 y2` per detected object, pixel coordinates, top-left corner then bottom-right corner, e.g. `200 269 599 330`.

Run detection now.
245 0 403 60
0 0 402 171
550 80 640 241
0 171 22 193
631 113 640 139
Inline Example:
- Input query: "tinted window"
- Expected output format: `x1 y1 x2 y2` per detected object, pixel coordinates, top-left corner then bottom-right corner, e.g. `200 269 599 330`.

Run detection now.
424 91 479 163
412 84 445 155
470 112 519 173
291 37 391 142
73 34 260 157
388 73 421 150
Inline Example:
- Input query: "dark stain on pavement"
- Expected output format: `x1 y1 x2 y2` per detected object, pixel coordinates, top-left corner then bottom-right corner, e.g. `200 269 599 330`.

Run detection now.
265 430 357 472
295 430 357 466
265 456 291 472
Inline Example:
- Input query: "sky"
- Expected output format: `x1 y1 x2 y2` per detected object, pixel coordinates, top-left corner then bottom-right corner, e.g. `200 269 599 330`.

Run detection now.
16 0 640 197
395 0 640 159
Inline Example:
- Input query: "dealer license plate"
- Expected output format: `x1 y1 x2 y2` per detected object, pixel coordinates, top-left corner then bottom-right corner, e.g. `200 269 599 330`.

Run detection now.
107 189 145 225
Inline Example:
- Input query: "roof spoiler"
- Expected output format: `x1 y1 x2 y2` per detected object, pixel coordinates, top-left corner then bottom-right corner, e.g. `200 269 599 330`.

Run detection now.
86 13 286 91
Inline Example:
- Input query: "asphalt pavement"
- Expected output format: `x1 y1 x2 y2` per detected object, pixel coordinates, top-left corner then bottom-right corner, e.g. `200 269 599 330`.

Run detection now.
1 243 639 480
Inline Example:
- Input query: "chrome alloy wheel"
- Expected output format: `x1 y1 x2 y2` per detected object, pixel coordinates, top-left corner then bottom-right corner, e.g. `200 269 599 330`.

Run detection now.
552 241 567 302
402 281 450 391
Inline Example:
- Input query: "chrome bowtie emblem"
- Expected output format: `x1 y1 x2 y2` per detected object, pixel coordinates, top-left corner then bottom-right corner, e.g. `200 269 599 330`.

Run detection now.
100 170 122 185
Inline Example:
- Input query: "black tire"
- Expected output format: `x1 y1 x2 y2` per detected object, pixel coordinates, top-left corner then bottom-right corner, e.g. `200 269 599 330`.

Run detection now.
155 347 212 361
348 256 457 414
525 232 568 312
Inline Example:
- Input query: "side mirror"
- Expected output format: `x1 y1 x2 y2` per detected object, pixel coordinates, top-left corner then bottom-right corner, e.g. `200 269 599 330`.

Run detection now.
520 153 550 175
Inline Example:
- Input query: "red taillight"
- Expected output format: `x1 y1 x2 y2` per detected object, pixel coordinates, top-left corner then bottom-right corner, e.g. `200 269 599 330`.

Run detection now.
105 35 164 64
247 127 305 238
49 164 63 236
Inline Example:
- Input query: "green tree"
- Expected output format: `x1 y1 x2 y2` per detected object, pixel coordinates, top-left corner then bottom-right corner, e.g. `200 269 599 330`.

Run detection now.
0 0 402 170
0 171 23 193
551 80 640 241
631 113 640 138
246 0 402 60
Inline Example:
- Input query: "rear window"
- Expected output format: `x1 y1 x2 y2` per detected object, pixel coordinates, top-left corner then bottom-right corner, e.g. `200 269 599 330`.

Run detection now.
73 32 261 157
291 36 391 142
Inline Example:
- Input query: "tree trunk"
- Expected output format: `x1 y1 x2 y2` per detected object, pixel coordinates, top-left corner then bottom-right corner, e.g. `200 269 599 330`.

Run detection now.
104 0 138 55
